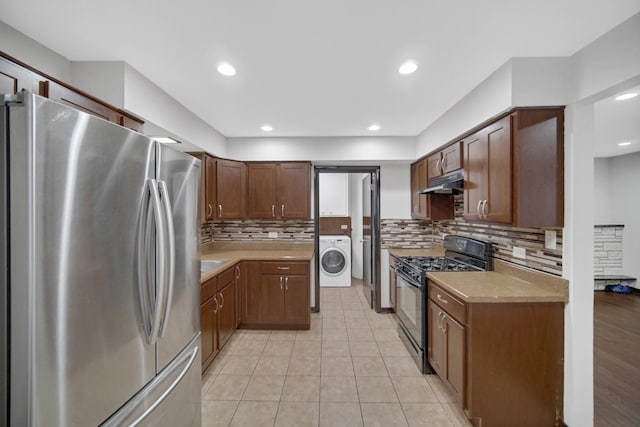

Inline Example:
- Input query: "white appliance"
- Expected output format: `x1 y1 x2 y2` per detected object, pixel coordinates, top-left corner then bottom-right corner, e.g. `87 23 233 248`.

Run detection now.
319 235 352 287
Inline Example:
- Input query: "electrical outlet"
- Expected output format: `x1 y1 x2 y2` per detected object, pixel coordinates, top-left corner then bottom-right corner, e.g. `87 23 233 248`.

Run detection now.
268 231 278 238
545 230 557 250
441 233 447 240
512 246 526 259
340 224 348 230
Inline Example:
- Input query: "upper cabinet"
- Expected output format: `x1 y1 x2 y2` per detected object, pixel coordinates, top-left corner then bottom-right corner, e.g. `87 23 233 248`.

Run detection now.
427 141 462 181
1 53 144 132
410 159 454 221
248 162 311 219
319 173 349 216
217 159 247 219
189 153 217 222
463 108 564 227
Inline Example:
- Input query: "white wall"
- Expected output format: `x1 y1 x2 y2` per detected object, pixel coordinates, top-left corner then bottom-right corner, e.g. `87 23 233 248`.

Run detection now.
71 61 125 107
0 20 71 81
594 153 640 281
593 158 612 224
379 163 412 219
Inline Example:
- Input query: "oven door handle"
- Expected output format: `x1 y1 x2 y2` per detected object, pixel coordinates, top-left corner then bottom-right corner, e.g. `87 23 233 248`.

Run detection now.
397 269 423 289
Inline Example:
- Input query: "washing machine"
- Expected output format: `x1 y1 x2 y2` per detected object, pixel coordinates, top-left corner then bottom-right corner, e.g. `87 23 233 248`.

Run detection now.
319 235 352 287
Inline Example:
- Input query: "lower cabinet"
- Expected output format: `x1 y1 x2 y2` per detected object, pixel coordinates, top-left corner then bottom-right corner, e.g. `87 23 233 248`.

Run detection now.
427 281 564 427
239 260 310 329
201 267 236 373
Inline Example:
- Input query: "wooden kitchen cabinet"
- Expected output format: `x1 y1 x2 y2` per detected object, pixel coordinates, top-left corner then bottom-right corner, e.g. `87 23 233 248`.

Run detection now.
200 276 218 372
427 280 564 426
0 54 41 95
410 159 454 221
217 159 247 219
427 141 462 181
240 261 310 329
189 153 217 222
237 262 262 324
247 162 311 219
462 108 564 227
216 268 236 350
428 286 466 404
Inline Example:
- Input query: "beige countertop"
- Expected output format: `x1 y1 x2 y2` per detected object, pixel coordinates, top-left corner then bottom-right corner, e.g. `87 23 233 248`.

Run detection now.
200 241 314 282
388 245 567 304
427 271 567 303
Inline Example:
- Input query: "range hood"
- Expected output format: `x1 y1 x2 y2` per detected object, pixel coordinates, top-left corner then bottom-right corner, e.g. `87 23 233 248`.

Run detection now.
418 170 464 194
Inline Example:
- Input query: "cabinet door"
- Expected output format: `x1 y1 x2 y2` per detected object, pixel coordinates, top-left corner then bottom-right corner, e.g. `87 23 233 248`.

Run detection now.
217 283 236 350
204 156 217 221
427 300 446 377
278 163 311 219
427 153 443 181
248 164 278 218
241 262 262 324
410 163 421 219
40 80 120 123
484 116 512 223
442 141 462 173
234 264 242 328
410 160 429 220
261 275 285 323
284 275 310 324
462 131 486 221
200 297 217 371
216 159 246 218
445 314 465 405
0 56 40 94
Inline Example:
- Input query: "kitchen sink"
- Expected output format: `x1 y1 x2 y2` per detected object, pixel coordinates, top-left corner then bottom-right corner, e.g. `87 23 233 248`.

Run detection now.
201 259 227 276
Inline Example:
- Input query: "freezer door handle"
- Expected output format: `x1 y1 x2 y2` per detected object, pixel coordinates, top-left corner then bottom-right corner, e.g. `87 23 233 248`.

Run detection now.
158 180 175 337
147 179 167 345
137 180 154 343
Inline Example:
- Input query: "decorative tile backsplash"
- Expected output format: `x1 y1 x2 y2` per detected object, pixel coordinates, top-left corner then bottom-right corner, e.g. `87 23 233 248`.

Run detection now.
593 225 624 276
201 220 315 244
380 219 434 249
433 195 564 276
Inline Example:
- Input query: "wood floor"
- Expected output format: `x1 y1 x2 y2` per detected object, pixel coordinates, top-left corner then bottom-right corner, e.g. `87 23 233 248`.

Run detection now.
594 290 640 427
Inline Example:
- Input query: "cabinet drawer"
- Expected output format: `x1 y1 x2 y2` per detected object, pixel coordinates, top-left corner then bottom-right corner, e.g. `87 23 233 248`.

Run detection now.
429 283 466 324
217 266 236 291
201 276 217 304
261 261 309 275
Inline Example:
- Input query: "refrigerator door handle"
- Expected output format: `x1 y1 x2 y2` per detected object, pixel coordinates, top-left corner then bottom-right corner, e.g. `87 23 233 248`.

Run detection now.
158 180 175 337
148 179 167 345
137 183 154 341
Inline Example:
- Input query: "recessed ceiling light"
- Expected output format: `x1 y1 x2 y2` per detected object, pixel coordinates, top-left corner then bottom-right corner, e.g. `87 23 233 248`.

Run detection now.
151 136 180 144
217 62 236 76
615 92 637 101
618 141 632 146
368 124 381 131
261 125 273 132
398 60 418 75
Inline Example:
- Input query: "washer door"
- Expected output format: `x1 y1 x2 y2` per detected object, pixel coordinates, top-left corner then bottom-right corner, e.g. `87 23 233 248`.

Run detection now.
321 248 347 276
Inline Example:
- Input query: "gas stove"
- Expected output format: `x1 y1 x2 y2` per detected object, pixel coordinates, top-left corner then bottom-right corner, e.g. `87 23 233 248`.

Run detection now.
397 256 480 285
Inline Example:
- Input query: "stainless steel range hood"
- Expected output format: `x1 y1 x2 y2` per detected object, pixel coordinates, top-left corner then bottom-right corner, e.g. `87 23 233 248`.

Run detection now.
418 170 464 194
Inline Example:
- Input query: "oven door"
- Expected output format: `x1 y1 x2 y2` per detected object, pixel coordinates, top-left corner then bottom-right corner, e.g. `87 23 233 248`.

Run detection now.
395 270 425 352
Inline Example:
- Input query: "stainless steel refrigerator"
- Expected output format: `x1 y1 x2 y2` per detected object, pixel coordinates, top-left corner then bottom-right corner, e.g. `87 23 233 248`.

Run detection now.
1 93 202 426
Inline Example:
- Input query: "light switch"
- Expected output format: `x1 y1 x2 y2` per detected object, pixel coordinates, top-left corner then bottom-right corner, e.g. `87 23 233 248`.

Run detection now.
268 232 278 238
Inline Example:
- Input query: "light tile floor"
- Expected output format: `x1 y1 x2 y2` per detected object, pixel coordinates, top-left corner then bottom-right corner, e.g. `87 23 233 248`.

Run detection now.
201 281 472 427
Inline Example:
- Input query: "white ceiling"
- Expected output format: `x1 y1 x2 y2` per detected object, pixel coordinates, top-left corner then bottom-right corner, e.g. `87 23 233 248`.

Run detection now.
594 86 640 158
1 1 640 138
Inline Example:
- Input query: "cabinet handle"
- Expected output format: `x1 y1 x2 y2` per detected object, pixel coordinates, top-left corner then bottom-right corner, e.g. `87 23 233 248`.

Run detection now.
435 159 441 175
219 292 224 309
207 204 213 217
436 294 448 304
218 204 222 217
476 200 482 217
441 312 447 335
213 296 219 314
285 276 289 290
235 265 240 280
441 157 447 173
280 276 283 290
277 266 290 270
281 204 285 217
481 200 488 218
437 310 444 331
272 205 275 217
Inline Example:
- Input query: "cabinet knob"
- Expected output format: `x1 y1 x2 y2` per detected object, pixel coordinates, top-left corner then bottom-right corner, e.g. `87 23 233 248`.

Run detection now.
218 204 222 217
219 292 225 309
272 205 275 217
285 276 289 290
280 276 283 290
281 204 285 217
207 204 213 217
213 296 219 314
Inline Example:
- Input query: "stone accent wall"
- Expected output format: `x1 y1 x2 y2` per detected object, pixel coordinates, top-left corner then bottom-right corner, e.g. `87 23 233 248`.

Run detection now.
433 194 564 276
593 225 624 275
380 219 435 249
200 220 315 244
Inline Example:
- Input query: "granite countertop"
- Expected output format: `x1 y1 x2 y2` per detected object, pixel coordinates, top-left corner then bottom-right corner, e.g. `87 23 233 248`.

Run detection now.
427 271 567 303
200 242 314 282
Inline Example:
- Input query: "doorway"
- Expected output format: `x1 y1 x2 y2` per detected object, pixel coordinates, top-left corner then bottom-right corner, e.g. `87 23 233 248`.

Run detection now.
313 166 381 313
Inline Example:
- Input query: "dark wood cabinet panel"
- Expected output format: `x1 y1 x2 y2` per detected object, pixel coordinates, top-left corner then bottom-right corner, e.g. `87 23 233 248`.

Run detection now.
283 275 310 324
463 116 512 223
216 159 246 219
427 300 446 376
277 162 311 219
239 262 262 324
0 55 40 95
247 164 278 219
217 281 235 349
427 153 443 181
200 296 217 372
261 275 286 323
445 313 465 404
247 162 311 219
410 159 454 221
427 141 462 182
189 153 217 222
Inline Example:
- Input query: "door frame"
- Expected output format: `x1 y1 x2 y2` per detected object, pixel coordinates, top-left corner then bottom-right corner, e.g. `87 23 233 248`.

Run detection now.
313 166 381 312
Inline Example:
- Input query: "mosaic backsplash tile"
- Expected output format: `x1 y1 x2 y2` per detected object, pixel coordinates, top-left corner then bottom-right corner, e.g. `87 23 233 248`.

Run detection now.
201 220 315 244
380 219 434 249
